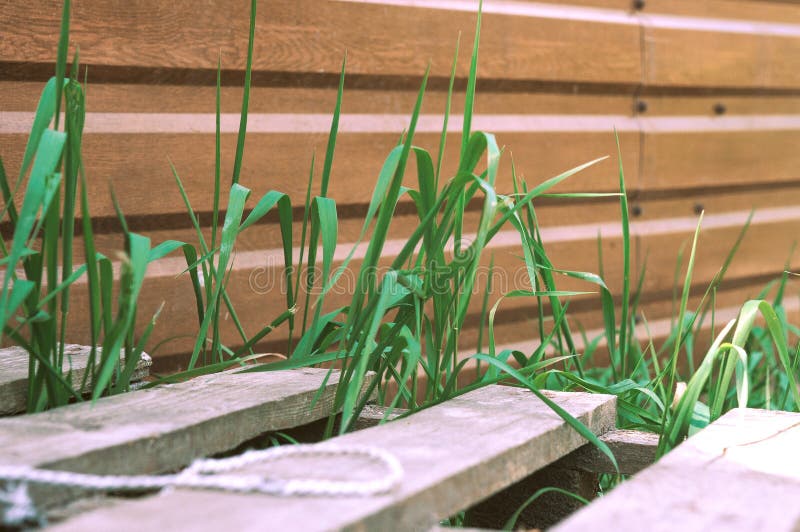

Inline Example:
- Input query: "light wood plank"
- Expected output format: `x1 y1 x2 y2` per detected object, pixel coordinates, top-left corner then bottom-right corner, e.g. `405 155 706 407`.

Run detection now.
642 128 800 191
49 387 616 531
0 129 638 218
0 367 367 508
1 0 641 84
0 344 152 415
555 408 800 531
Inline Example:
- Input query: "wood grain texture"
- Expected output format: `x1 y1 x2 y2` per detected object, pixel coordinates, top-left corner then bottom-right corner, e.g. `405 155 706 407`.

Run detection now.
641 128 800 191
0 0 641 83
0 344 151 415
0 367 366 508
555 408 800 531
48 387 617 532
645 0 800 24
0 128 637 218
641 22 800 89
557 429 659 475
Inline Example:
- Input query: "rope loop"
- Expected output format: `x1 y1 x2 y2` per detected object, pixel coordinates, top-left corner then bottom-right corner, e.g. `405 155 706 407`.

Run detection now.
0 443 403 528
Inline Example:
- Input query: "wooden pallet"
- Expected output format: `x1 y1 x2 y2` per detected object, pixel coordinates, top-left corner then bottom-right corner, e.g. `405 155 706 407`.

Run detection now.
7 381 618 531
6 367 793 531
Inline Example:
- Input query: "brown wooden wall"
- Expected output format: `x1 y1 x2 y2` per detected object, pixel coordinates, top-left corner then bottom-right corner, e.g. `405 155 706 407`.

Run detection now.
3 0 800 371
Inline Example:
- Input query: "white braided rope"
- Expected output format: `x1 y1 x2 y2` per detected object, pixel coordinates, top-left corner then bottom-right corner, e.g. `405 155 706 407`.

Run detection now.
0 444 403 497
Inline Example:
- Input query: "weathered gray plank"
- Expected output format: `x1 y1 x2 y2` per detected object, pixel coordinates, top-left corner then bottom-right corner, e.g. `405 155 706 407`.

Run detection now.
557 429 659 475
0 366 359 508
50 387 616 532
356 407 658 475
555 408 800 532
0 344 152 415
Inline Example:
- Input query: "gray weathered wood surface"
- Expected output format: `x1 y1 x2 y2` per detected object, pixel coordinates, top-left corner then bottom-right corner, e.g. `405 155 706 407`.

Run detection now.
49 387 616 532
557 428 659 475
0 366 354 508
555 408 800 532
0 344 152 415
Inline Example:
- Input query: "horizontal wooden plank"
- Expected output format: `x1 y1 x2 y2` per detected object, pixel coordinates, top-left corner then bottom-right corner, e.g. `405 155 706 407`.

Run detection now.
48 386 617 531
641 95 800 116
0 128 639 218
641 126 800 191
488 278 800 369
635 207 800 296
0 367 366 508
556 429 659 475
555 408 800 531
641 21 800 89
0 0 641 84
644 0 800 24
54 225 629 361
0 83 636 115
355 410 658 475
0 344 152 415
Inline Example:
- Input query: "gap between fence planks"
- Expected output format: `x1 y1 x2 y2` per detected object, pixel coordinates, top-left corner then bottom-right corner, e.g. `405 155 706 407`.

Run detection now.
0 344 152 415
0 366 367 509
555 408 800 532
49 386 616 532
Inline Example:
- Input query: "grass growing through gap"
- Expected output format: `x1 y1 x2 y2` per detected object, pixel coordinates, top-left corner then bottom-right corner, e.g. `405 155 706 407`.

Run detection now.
5 0 799 485
234 1 621 464
0 0 193 411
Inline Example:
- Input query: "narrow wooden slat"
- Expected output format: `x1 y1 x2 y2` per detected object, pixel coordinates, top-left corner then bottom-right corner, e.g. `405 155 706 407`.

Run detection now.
641 21 800 89
0 83 635 115
642 128 800 191
556 429 659 475
48 386 617 531
645 0 800 24
555 408 800 531
0 128 638 218
0 344 152 415
50 222 630 362
635 207 800 296
357 411 658 476
643 95 800 116
1 0 641 84
0 367 369 508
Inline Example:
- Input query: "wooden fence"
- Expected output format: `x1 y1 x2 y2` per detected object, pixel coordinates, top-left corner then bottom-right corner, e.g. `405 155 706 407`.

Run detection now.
3 0 800 370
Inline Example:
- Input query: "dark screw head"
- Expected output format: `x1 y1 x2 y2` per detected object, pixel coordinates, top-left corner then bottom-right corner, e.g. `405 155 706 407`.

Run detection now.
634 314 643 324
635 100 648 113
713 102 727 115
693 203 704 215
633 0 645 10
631 204 643 217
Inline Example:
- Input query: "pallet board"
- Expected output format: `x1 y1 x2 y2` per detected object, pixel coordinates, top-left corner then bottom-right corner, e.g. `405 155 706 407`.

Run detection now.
0 344 152 415
48 386 616 531
0 367 365 508
555 408 800 531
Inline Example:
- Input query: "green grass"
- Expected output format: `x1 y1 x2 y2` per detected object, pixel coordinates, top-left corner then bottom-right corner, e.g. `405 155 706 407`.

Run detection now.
0 0 188 410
